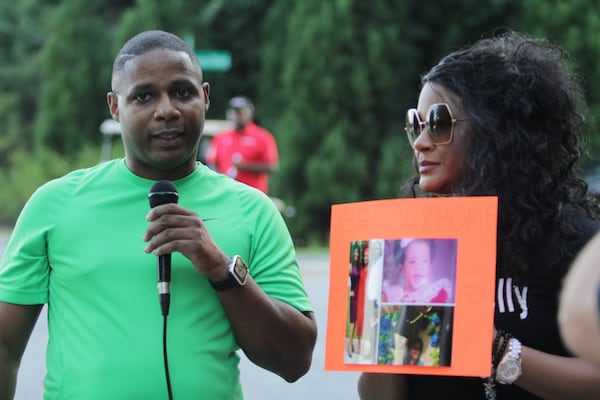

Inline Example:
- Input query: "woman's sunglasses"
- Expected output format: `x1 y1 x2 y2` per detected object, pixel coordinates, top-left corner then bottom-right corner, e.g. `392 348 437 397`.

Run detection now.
405 103 468 147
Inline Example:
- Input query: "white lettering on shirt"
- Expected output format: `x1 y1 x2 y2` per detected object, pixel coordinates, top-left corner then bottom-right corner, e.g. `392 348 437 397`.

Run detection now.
514 286 529 319
497 278 505 313
497 278 529 320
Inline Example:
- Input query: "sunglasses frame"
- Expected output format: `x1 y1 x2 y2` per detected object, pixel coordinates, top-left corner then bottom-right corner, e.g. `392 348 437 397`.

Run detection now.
405 103 468 147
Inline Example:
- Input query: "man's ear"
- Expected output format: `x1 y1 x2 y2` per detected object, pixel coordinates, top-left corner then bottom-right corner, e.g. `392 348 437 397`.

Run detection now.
107 92 119 121
202 82 210 112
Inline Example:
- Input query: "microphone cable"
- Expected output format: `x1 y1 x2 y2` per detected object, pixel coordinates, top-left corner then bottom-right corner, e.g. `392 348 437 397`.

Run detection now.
163 315 174 400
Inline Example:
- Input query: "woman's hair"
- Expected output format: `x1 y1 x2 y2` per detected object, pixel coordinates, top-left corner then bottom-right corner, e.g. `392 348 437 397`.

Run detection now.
404 30 600 278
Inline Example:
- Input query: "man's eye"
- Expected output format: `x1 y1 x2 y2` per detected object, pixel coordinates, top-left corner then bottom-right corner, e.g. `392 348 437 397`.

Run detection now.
133 93 152 102
174 88 191 98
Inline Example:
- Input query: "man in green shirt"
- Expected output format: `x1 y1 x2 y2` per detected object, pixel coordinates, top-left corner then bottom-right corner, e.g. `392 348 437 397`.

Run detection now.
0 30 317 399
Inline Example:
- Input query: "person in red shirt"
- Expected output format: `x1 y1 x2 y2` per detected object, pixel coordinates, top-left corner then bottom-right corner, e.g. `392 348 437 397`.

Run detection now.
205 96 279 194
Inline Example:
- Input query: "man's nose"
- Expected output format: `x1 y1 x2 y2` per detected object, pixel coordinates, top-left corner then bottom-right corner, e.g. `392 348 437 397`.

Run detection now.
154 94 180 121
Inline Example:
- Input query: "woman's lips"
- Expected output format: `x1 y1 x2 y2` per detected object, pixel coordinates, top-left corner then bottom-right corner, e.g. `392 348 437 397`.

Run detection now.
419 161 439 173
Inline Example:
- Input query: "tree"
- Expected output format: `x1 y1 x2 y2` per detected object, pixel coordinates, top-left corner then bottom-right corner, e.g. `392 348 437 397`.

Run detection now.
3 0 598 237
34 0 204 156
265 1 418 242
259 0 521 243
516 0 600 171
192 0 276 118
35 0 116 155
0 0 51 161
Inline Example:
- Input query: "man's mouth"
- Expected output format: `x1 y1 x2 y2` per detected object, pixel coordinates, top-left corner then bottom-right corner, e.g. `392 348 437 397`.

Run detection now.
154 130 184 145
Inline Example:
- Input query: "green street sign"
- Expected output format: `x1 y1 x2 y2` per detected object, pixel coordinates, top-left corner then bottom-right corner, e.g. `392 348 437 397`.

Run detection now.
195 50 232 72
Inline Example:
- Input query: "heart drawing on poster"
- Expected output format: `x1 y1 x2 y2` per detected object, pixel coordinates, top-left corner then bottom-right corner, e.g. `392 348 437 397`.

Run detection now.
461 281 488 304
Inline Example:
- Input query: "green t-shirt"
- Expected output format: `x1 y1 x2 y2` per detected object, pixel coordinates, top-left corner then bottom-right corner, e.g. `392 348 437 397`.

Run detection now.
0 159 312 400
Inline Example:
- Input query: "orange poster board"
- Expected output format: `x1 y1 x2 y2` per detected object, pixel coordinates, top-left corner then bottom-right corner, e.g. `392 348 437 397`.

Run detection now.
325 197 498 377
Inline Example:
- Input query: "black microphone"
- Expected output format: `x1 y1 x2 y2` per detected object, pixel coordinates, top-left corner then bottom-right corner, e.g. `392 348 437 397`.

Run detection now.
148 180 179 316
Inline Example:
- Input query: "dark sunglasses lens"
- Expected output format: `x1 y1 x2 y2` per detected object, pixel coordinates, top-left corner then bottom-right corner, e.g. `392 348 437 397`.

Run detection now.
429 105 453 143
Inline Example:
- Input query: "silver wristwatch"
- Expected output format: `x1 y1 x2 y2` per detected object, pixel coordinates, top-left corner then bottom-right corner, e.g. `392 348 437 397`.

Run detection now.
496 337 522 385
209 255 249 291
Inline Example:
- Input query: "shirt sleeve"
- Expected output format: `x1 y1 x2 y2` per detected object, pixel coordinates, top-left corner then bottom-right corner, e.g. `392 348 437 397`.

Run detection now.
0 179 71 304
240 188 311 312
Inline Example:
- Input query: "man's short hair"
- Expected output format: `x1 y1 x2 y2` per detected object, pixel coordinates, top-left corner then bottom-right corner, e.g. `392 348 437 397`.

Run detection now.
112 30 201 83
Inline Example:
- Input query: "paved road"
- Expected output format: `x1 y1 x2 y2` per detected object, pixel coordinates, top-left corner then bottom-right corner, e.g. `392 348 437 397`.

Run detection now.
0 230 361 400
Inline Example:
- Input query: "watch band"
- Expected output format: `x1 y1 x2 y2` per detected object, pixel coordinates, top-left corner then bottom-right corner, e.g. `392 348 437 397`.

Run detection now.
209 271 239 291
209 255 248 291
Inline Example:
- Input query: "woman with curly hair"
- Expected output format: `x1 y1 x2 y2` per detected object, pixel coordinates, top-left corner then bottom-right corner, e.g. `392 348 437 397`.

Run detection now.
359 30 600 399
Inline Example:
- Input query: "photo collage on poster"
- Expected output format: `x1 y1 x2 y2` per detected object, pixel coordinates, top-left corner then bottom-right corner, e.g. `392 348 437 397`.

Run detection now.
345 238 457 367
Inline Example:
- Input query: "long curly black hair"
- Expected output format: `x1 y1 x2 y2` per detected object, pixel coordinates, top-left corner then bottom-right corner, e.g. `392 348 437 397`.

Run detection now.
405 30 600 279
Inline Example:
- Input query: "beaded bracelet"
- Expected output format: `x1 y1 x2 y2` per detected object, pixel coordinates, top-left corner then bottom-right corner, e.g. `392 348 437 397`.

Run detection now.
484 330 512 400
494 331 511 369
492 329 504 360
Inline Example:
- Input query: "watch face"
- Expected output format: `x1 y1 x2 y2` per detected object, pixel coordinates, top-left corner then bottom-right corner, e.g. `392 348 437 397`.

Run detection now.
233 256 248 284
497 358 522 384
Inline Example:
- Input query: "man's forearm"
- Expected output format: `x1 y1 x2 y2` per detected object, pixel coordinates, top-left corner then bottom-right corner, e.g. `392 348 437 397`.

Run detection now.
215 278 317 382
0 302 43 400
0 354 18 400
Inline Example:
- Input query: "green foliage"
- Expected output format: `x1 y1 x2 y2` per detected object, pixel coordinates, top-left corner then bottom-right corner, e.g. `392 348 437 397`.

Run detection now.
515 0 600 170
376 135 414 198
261 1 416 243
193 0 277 116
35 0 115 154
0 144 102 223
261 0 522 243
2 0 600 243
0 1 49 160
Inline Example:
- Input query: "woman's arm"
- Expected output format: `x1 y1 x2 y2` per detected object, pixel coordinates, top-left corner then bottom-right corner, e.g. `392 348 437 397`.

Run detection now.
493 323 600 399
513 346 600 399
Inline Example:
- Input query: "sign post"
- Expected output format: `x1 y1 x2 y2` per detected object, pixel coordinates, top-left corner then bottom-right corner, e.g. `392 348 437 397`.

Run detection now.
195 50 232 72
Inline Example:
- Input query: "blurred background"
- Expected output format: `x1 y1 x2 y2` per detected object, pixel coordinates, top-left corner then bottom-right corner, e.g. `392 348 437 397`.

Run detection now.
2 0 600 246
